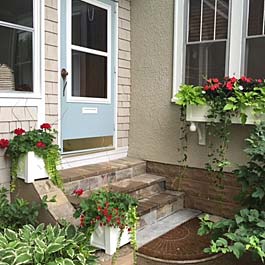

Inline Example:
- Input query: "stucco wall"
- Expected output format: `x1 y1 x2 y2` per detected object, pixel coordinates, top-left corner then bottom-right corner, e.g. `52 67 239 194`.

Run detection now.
129 0 253 169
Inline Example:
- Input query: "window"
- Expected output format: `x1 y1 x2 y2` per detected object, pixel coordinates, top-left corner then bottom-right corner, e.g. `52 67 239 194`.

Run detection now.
173 0 264 97
0 0 40 96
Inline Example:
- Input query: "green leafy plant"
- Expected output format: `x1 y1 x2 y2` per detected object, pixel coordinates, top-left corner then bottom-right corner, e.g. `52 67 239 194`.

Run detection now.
73 189 138 265
198 123 265 262
0 223 97 264
175 76 265 175
0 123 63 190
0 187 54 232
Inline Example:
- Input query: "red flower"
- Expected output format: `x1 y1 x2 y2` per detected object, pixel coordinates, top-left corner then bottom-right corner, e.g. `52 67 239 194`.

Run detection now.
40 123 51 130
0 139 9 149
36 141 46 148
14 128 25 135
103 208 108 216
241 76 252 83
73 188 84 196
203 85 209 91
106 215 112 223
226 81 233 90
258 79 263 83
96 216 101 220
212 78 219 83
230 77 237 83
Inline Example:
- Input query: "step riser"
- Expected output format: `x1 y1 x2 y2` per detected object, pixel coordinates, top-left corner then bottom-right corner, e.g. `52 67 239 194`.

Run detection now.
129 182 165 200
139 196 184 229
63 162 146 195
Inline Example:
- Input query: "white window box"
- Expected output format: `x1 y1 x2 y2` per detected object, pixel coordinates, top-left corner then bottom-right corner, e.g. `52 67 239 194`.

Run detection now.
17 151 49 183
186 105 265 125
90 225 130 255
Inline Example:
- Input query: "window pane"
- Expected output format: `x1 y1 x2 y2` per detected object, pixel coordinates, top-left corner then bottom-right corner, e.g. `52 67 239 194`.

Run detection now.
248 0 264 36
72 0 107 52
72 50 107 98
185 41 226 85
0 0 33 28
0 26 33 92
202 0 215 41
216 0 229 39
245 38 265 78
188 0 201 42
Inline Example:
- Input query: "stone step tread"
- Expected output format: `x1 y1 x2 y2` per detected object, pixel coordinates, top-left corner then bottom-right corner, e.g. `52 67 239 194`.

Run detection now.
137 209 201 248
137 191 184 216
109 174 166 194
60 157 145 183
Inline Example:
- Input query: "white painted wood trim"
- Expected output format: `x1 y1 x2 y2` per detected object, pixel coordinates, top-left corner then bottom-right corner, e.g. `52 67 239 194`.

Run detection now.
58 0 62 149
172 0 185 101
0 0 42 99
228 0 246 77
59 146 128 169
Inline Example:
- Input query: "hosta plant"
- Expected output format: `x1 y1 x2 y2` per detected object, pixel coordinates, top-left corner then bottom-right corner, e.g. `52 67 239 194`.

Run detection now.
0 223 97 265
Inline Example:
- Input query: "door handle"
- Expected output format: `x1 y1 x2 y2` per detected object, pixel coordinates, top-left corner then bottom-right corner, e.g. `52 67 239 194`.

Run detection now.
61 68 68 97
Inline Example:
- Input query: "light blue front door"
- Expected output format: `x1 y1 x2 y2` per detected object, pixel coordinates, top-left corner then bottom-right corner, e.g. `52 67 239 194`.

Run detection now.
60 0 117 153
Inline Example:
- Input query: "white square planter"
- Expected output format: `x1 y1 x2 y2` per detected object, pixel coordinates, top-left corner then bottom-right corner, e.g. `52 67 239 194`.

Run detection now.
90 225 130 255
186 105 265 125
17 151 49 183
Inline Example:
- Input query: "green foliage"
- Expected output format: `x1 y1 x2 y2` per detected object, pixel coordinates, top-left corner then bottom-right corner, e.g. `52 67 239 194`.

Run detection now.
0 188 53 232
0 223 97 264
175 84 206 106
199 123 265 262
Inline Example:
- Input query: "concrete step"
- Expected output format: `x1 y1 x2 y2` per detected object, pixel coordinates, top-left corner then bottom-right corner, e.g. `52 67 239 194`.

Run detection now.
60 157 146 195
109 174 166 199
138 190 184 228
137 208 201 248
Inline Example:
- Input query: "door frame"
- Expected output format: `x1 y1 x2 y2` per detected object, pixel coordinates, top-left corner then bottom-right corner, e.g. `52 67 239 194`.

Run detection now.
58 0 119 156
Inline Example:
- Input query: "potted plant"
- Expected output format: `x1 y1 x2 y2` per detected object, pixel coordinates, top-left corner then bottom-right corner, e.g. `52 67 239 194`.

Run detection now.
73 189 138 261
0 123 62 190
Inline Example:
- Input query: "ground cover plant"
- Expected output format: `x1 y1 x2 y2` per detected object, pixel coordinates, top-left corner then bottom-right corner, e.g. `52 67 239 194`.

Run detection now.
0 188 53 232
198 123 265 262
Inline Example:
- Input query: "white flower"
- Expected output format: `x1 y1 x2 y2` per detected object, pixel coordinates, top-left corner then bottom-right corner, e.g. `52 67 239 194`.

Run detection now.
202 90 206 94
239 86 244 90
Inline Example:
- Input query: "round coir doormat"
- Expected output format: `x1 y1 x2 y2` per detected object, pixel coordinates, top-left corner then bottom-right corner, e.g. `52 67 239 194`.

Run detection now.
137 218 214 261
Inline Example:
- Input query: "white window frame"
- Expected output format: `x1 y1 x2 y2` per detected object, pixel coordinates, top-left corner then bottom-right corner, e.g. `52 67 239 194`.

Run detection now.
172 0 248 100
0 0 42 99
66 0 112 104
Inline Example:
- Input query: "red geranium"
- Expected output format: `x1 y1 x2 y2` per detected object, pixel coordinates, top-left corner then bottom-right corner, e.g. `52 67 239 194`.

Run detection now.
73 188 84 197
14 128 25 135
40 123 51 130
36 141 46 148
0 139 9 149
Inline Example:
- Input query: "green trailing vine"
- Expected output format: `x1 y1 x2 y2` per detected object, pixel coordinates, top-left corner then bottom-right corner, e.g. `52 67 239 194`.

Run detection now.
198 123 265 262
0 123 63 190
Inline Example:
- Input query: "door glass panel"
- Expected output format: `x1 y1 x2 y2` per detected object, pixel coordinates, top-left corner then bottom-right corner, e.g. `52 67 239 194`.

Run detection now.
0 26 33 91
0 0 33 27
72 0 107 52
245 38 265 78
185 41 226 85
72 50 107 98
248 0 264 36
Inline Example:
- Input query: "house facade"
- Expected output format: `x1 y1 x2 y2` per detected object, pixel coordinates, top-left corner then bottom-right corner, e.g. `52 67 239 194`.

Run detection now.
0 0 263 216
